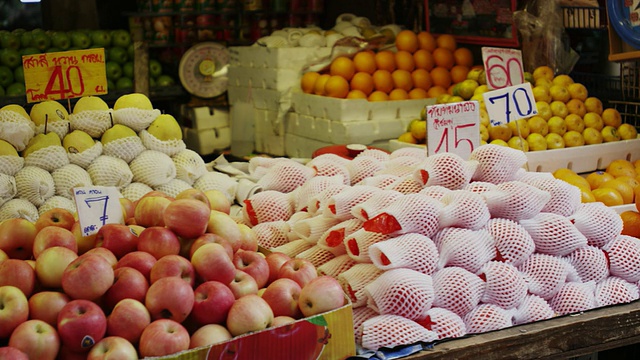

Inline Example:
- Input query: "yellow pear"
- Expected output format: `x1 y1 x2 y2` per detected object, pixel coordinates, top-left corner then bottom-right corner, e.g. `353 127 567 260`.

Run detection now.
101 124 138 145
73 96 110 113
488 124 513 142
0 139 19 157
0 104 30 120
23 132 62 158
29 100 69 126
533 66 554 82
113 93 153 110
147 114 183 141
63 130 96 154
583 112 604 131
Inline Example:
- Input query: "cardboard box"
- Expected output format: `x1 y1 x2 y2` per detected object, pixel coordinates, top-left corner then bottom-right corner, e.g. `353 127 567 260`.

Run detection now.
182 126 231 156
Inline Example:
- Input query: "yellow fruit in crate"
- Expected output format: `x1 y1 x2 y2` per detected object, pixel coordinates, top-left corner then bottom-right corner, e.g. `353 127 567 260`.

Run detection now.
550 101 569 118
583 127 604 145
607 159 637 178
548 116 567 135
489 139 509 146
389 88 409 100
533 65 554 82
411 69 432 90
566 99 587 117
549 85 571 103
391 69 414 91
453 47 474 67
535 77 553 88
427 85 448 98
488 124 512 142
101 124 138 146
329 56 356 81
350 72 374 95
147 114 183 141
479 108 490 128
372 69 394 93
553 167 579 179
436 93 452 104
584 97 604 115
567 83 588 101
592 187 624 206
410 120 427 140
545 133 565 149
63 130 95 154
395 30 419 53
0 139 19 157
479 124 489 142
586 171 615 190
457 79 479 100
507 118 530 138
353 51 377 74
581 188 596 203
301 72 321 94
600 179 634 204
532 86 552 103
436 34 457 52
565 114 585 133
583 112 604 131
602 108 622 128
508 136 529 152
347 89 368 99
526 133 547 151
414 50 435 72
477 70 487 85
558 173 591 193
408 87 429 99
563 130 585 147
524 71 534 83
448 95 464 103
602 126 621 142
398 132 418 144
552 74 574 87
395 51 416 72
23 132 61 158
114 93 153 110
474 84 489 96
620 210 640 237
615 175 640 192
368 91 389 102
313 74 331 95
466 68 483 82
618 123 638 140
470 94 485 108
324 75 350 98
417 31 437 52
528 116 549 135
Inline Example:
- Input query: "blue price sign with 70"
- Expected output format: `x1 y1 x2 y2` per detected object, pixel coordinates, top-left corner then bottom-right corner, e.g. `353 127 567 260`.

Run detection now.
482 82 538 126
73 186 123 236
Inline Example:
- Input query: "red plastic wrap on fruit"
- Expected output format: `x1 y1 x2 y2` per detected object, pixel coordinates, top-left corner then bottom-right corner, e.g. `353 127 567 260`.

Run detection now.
243 199 258 226
363 213 401 234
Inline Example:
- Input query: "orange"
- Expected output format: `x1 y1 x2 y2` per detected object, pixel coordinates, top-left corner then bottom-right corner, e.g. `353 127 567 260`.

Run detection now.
581 188 596 203
372 69 394 94
411 68 432 90
620 210 640 238
301 71 320 94
433 47 455 69
615 175 640 192
391 69 414 91
635 186 640 211
430 66 452 88
346 89 368 99
329 56 356 81
353 51 377 74
313 73 331 95
602 108 622 128
592 187 624 206
408 88 428 99
453 47 474 67
600 179 634 204
427 85 448 98
368 90 389 102
395 30 419 53
417 31 437 52
450 65 469 84
413 49 435 71
585 170 615 190
447 84 456 95
350 72 374 95
436 34 457 51
324 75 350 98
607 159 637 178
374 50 396 72
389 88 409 100
395 50 416 72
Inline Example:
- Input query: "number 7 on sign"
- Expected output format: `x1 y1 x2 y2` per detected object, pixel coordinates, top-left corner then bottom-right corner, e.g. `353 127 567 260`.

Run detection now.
483 82 537 126
84 195 109 225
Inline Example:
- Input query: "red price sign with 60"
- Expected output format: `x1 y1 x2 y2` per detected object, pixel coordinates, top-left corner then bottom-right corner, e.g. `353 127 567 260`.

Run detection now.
22 48 107 103
426 101 480 159
481 47 525 90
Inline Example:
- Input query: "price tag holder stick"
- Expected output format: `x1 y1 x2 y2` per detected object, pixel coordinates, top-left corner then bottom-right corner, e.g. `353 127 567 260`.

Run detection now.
73 186 123 237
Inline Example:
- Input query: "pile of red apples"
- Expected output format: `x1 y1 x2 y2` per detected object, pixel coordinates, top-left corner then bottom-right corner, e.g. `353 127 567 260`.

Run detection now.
0 188 346 359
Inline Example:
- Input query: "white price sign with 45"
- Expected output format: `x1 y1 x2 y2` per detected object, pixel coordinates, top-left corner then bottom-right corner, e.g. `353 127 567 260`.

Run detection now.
73 186 123 237
426 101 480 159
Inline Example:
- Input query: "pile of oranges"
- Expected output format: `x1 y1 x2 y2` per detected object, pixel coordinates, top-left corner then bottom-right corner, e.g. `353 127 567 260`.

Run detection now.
300 30 476 101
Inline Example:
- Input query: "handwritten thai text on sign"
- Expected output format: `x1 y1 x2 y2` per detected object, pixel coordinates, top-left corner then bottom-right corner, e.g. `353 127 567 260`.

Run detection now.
73 186 123 237
426 101 480 158
22 48 107 103
481 47 525 90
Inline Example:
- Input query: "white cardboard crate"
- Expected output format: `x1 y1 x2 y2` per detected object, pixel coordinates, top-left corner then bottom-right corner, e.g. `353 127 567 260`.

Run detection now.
285 132 390 159
228 66 302 92
229 46 332 70
254 108 286 156
183 126 231 156
228 85 285 111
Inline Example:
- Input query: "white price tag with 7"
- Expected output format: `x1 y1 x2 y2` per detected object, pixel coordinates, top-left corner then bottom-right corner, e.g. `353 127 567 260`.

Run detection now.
481 47 525 90
73 186 123 237
483 82 537 126
426 101 480 158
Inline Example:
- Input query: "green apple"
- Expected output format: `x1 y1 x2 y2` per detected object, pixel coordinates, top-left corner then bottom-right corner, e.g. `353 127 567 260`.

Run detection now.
107 79 116 92
6 83 26 97
32 32 51 51
90 30 112 48
0 66 14 88
111 29 132 48
156 74 175 87
105 62 123 81
13 67 24 84
50 31 71 50
0 32 21 50
149 59 162 78
70 31 91 49
0 49 21 69
116 77 134 90
149 77 156 87
20 47 40 56
109 46 128 64
122 61 134 78
46 47 62 54
20 31 33 48
11 28 26 36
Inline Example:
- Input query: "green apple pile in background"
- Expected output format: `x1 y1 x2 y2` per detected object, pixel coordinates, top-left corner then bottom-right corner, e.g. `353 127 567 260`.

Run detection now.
0 28 176 98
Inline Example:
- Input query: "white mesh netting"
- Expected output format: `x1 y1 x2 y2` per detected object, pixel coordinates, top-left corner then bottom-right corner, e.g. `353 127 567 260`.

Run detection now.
390 146 427 159
323 185 380 221
603 235 640 283
112 108 161 132
292 176 345 212
15 166 55 207
52 164 93 199
286 211 312 241
438 190 490 230
270 239 313 258
35 121 69 141
569 202 623 248
362 193 443 238
243 190 293 226
520 212 588 256
129 150 176 188
338 263 384 307
294 245 336 268
317 254 358 278
153 178 193 198
520 177 581 217
415 307 466 340
306 184 349 216
172 149 208 186
358 148 390 162
86 155 133 190
548 281 597 316
193 171 238 203
0 198 39 222
102 136 146 163
563 245 610 283
139 130 187 157
0 109 36 151
350 189 403 222
595 276 640 307
347 155 386 184
434 227 496 273
253 220 291 249
478 261 527 309
248 157 292 180
0 155 23 177
24 145 69 172
463 304 514 334
69 109 112 138
432 266 485 317
345 228 393 263
418 185 452 201
485 218 536 267
316 218 363 256
355 174 400 189
365 268 434 320
306 154 351 185
361 314 438 352
257 160 316 193
384 175 425 194
377 164 416 178
0 173 16 207
469 144 528 184
120 182 154 202
66 140 102 170
518 253 579 300
38 195 77 216
352 306 379 346
368 233 439 275
482 181 551 221
463 181 499 194
513 294 555 325
413 153 477 190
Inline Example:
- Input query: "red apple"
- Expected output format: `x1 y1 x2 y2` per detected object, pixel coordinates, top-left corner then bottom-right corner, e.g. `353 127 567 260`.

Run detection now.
115 251 157 282
84 247 118 267
103 267 149 309
71 221 98 255
163 198 211 240
278 258 318 288
0 285 29 338
228 269 259 299
191 243 236 284
120 198 136 221
0 218 37 260
233 249 269 289
145 276 194 323
237 223 259 251
35 246 78 289
57 299 107 353
189 324 232 349
56 345 89 360
298 275 345 317
139 190 174 201
34 207 76 232
191 281 235 326
139 319 190 357
95 223 139 259
226 294 274 336
262 278 303 319
204 189 231 214
0 346 29 360
175 188 211 209
265 252 292 285
149 254 195 286
61 253 114 301
207 210 243 252
8 319 59 360
28 291 70 327
137 226 181 259
87 336 138 360
106 298 150 344
0 259 36 297
272 315 297 327
134 195 172 228
189 233 233 260
32 226 77 259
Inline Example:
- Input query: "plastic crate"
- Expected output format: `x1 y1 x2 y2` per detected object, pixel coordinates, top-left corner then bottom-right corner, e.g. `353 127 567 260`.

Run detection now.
569 71 623 104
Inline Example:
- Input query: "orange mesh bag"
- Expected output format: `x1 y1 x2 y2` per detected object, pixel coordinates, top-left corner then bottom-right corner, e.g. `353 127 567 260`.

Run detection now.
317 254 358 278
257 160 316 193
351 189 403 221
439 190 490 230
352 306 379 347
513 294 555 325
354 174 400 189
418 185 452 201
243 190 293 226
569 202 623 249
358 148 390 162
345 228 393 263
595 276 640 307
317 218 363 256
361 314 439 352
364 268 434 321
548 281 597 316
338 263 385 307
291 215 341 244
295 245 336 268
415 307 466 340
603 235 640 283
434 227 496 273
253 220 291 249
469 144 528 184
369 233 439 275
363 193 443 238
520 212 588 256
384 175 425 194
563 245 610 283
520 177 581 217
306 184 349 216
306 154 351 185
413 153 478 190
485 218 536 267
347 156 386 184
483 181 551 221
292 176 345 212
463 304 514 334
463 181 499 194
323 185 380 221
478 261 527 309
270 238 314 258
390 146 428 159
518 253 579 300
432 266 485 317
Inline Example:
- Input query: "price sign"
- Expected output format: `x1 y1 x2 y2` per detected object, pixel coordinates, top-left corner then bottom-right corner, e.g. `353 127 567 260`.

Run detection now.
426 101 480 158
481 47 525 90
22 48 107 103
73 186 123 237
483 82 537 126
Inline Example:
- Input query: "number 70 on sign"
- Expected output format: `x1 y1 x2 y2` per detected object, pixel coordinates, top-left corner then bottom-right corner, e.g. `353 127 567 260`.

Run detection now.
482 82 538 126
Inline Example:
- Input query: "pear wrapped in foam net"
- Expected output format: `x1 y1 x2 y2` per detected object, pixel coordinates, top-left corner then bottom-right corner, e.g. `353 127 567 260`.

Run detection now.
67 140 102 169
305 154 351 185
322 185 379 221
485 218 535 267
292 176 345 212
520 212 588 256
432 266 485 317
362 193 443 238
470 144 528 184
0 155 23 177
376 163 416 178
595 276 640 307
358 148 390 162
248 157 291 180
120 182 153 202
257 160 316 193
295 245 335 268
292 214 341 244
0 198 39 222
24 145 69 172
569 202 623 248
0 109 35 151
361 314 438 352
15 166 55 207
69 109 113 138
193 171 238 203
355 174 399 189
129 150 176 188
0 173 16 207
603 235 640 283
270 238 313 258
369 233 439 275
139 130 186 157
463 304 514 334
434 227 496 273
87 155 133 190
518 253 580 300
344 228 393 263
520 176 581 217
38 196 77 216
243 190 293 226
350 189 403 222
415 307 466 340
418 185 452 201
306 184 349 216
364 268 434 320
102 135 145 164
548 281 597 316
172 149 207 186
483 181 551 221
513 294 555 325
463 181 499 194
253 220 291 249
112 108 161 132
563 245 610 283
478 261 527 309
439 190 490 230
338 263 384 307
317 218 363 255
52 164 93 199
390 146 427 159
347 155 385 184
35 120 70 140
384 175 424 194
352 306 379 347
154 178 192 198
413 152 477 190
318 254 358 278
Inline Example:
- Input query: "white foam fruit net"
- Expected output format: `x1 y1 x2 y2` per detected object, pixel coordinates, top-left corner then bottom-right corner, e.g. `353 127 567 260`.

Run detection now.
129 150 176 188
292 176 345 212
323 185 379 221
432 266 485 317
518 253 579 300
418 185 452 201
413 153 477 190
513 294 555 325
355 174 400 189
345 228 393 263
317 254 358 278
67 140 102 169
248 157 292 180
112 108 161 132
102 136 146 163
120 182 154 202
469 144 528 184
485 218 536 267
364 268 434 320
603 235 640 283
24 145 69 172
390 146 427 159
569 202 623 248
253 220 291 249
377 164 416 178
15 166 55 207
286 211 311 238
0 198 39 222
478 261 527 309
338 263 384 307
270 239 313 258
520 177 581 217
434 227 496 273
438 190 490 230
384 175 425 194
0 109 36 151
52 164 93 199
243 190 293 226
306 184 349 215
362 193 443 238
352 306 379 347
463 181 499 194
548 281 597 316
87 155 133 190
347 156 386 184
358 148 390 162
520 212 588 256
295 245 336 268
38 195 77 216
291 214 340 244
69 109 112 138
350 189 403 222
306 154 351 185
172 149 208 186
139 130 187 157
415 307 466 340
316 218 363 255
483 181 551 221
0 173 16 207
35 121 69 141
0 155 23 177
463 304 514 334
193 171 238 203
369 233 439 275
257 160 316 193
153 178 193 198
361 314 438 352
563 245 610 283
595 276 640 307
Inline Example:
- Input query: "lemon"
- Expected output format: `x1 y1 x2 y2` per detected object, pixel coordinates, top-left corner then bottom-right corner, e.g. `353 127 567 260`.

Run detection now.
582 127 603 145
602 126 621 142
526 133 547 151
507 136 529 152
398 132 417 144
618 123 638 140
545 133 565 149
563 130 585 147
410 120 427 141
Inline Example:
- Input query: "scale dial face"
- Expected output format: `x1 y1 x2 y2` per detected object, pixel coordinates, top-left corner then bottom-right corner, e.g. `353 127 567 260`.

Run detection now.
178 42 229 99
